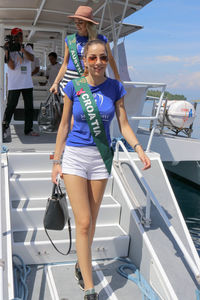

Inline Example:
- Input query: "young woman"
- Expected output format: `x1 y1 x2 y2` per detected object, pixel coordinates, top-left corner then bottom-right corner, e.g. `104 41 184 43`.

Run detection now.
50 5 120 96
51 39 151 300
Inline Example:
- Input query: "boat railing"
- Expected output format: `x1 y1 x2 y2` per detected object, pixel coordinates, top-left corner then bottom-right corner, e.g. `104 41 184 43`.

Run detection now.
122 81 167 152
115 139 200 284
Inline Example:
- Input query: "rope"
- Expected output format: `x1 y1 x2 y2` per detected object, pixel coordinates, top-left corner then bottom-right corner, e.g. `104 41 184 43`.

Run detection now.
12 254 31 300
196 289 200 300
117 259 200 300
1 145 8 153
117 260 160 300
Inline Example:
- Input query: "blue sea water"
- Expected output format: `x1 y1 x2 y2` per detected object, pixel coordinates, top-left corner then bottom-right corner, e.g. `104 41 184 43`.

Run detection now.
165 103 200 254
166 172 200 255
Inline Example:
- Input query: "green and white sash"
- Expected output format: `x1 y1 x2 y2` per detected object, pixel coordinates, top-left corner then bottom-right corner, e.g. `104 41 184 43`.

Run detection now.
72 77 113 174
67 34 84 76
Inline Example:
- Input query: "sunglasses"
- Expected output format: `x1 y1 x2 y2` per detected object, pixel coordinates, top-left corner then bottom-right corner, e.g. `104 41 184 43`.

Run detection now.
87 55 108 64
74 21 84 25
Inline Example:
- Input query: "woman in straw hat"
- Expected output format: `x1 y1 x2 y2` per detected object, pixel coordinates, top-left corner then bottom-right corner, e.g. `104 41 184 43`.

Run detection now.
50 5 120 95
52 39 151 300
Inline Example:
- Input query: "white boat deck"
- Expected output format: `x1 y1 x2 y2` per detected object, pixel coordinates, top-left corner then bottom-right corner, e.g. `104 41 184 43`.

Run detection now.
3 124 56 152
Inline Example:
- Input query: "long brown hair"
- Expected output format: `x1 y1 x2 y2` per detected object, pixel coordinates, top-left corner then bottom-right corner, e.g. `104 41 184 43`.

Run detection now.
86 22 97 40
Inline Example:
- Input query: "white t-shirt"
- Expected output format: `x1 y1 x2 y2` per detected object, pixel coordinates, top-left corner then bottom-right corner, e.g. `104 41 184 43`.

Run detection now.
7 45 33 90
46 62 61 85
31 57 40 75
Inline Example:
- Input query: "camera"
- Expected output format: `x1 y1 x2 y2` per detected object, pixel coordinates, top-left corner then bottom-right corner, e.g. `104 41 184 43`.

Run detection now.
0 35 21 52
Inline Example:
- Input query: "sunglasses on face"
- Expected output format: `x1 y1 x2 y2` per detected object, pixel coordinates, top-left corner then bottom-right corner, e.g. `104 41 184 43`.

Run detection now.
74 21 84 25
87 55 108 64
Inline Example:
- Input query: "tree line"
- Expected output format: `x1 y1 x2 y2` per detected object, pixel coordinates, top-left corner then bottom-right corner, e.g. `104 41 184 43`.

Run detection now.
147 90 186 100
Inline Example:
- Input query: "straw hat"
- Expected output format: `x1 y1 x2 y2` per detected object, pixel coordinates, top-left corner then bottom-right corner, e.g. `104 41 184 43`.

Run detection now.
68 6 99 25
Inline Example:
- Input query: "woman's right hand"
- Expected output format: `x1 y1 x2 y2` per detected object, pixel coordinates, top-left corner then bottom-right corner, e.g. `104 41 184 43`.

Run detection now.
52 164 63 184
50 82 59 94
136 147 151 170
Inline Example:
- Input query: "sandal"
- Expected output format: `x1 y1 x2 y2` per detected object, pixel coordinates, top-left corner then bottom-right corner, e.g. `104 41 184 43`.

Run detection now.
75 262 84 290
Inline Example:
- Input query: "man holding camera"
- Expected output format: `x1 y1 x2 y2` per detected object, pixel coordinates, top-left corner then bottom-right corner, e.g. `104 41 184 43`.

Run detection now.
3 27 39 139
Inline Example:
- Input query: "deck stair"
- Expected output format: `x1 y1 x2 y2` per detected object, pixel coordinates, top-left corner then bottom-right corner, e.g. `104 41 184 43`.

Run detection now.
8 151 130 265
111 149 200 300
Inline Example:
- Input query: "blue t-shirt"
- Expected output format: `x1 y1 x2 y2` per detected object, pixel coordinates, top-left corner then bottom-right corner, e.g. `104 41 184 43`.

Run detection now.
65 33 108 71
64 78 127 147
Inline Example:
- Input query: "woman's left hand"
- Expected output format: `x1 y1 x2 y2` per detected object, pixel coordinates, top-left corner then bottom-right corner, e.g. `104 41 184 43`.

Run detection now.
52 164 63 184
137 147 151 170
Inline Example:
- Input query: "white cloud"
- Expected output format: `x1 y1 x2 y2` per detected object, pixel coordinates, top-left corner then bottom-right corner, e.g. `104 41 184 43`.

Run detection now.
184 56 200 66
128 65 144 80
128 65 135 72
155 55 200 65
127 65 200 99
156 55 180 62
167 71 200 90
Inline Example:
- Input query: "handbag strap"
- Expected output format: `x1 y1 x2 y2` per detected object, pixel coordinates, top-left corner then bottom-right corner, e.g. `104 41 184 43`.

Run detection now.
45 219 72 256
52 182 63 197
53 93 61 104
44 93 60 107
43 93 53 106
52 182 60 195
46 183 72 255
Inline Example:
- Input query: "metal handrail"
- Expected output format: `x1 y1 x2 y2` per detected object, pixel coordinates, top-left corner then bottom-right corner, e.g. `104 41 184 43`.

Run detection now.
115 140 200 283
122 81 167 152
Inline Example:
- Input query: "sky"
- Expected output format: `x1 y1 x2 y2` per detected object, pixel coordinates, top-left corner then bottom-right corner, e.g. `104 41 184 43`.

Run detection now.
123 0 200 100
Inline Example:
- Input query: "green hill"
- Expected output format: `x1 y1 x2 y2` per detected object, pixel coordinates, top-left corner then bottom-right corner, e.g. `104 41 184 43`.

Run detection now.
147 90 187 100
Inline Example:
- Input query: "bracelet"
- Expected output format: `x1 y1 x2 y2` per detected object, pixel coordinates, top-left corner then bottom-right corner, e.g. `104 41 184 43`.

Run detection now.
53 159 61 165
133 143 142 151
54 82 59 85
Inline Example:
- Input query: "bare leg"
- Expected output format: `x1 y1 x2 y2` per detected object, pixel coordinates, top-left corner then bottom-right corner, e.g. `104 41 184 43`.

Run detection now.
63 174 107 291
87 179 108 246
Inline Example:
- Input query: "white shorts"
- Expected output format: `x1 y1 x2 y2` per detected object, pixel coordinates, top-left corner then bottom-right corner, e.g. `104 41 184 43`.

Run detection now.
62 146 109 180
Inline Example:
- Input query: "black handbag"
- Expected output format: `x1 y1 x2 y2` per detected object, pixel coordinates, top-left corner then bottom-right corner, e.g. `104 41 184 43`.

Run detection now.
43 183 72 255
38 93 62 132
